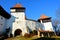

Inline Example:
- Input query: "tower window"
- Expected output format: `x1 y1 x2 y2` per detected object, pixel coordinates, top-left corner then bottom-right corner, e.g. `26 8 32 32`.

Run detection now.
42 19 51 23
16 9 24 12
13 21 15 22
16 9 20 12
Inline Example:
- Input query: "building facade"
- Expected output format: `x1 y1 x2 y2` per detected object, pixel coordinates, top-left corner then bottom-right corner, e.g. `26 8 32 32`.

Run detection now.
0 4 54 37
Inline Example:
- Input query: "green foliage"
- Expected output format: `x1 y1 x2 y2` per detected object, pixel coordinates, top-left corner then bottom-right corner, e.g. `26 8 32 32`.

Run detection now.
30 30 37 35
24 33 30 38
24 30 37 38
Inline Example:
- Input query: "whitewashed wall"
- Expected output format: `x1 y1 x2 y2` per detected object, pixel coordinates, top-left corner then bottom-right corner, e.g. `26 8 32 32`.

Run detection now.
42 22 54 31
7 11 27 36
26 20 43 32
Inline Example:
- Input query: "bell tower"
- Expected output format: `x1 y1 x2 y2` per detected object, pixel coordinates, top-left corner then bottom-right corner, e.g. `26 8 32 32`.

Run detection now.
10 4 27 36
10 4 25 21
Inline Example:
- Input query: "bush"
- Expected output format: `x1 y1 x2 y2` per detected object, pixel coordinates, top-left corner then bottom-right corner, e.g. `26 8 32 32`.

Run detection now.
32 30 37 35
30 34 35 37
24 33 30 38
24 30 37 38
30 30 37 35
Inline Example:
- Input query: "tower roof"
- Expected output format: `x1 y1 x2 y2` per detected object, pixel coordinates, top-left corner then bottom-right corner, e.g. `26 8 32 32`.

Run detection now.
40 14 50 20
11 4 25 9
13 4 22 8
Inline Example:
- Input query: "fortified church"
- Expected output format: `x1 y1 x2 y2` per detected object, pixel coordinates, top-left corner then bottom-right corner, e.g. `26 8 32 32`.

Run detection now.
0 4 54 37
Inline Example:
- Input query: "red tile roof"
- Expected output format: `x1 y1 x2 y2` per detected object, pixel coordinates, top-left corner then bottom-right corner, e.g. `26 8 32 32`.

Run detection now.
40 14 49 20
13 4 22 8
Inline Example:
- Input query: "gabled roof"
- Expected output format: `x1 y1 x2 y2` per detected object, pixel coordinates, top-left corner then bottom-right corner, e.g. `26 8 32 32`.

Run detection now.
40 14 50 20
0 6 11 19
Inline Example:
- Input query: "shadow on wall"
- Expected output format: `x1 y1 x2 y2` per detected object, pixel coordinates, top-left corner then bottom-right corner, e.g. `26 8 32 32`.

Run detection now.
5 15 16 37
35 22 44 30
10 15 16 29
27 26 32 33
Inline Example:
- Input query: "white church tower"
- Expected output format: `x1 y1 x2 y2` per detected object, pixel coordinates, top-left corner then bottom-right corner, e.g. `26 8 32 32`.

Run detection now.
38 14 54 31
10 4 27 36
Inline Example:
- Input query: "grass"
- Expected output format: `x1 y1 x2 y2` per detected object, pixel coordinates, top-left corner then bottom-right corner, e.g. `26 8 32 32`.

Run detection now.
4 35 60 40
4 35 38 40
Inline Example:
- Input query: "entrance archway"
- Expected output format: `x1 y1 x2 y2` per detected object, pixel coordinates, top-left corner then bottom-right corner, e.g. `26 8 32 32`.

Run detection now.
14 29 22 36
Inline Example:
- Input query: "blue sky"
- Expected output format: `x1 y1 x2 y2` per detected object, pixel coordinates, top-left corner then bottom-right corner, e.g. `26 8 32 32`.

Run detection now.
0 0 60 20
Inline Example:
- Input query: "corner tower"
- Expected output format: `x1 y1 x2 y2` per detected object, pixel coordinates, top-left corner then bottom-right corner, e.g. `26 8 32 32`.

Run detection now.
38 14 54 31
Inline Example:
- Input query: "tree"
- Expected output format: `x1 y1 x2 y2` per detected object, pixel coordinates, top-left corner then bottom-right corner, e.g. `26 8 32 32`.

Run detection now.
52 19 60 31
56 8 60 19
52 8 60 32
52 8 60 35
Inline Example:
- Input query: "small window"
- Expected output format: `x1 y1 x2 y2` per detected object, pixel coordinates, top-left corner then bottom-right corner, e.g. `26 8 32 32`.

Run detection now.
17 21 18 23
42 19 51 23
13 21 15 22
1 17 3 19
0 24 3 26
16 9 21 12
16 17 19 19
16 9 24 12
